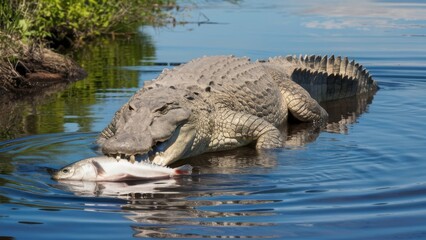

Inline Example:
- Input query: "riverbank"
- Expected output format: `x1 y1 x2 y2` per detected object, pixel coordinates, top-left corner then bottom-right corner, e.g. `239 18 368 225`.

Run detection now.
0 37 87 96
0 0 176 96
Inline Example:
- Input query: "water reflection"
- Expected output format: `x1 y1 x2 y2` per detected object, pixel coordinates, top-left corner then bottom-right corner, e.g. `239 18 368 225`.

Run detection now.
323 93 376 134
287 91 376 147
301 0 426 30
53 152 280 238
0 83 70 139
54 179 181 198
0 33 157 140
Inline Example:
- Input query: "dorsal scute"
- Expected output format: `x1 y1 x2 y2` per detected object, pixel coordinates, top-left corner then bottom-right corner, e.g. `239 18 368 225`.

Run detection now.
287 55 371 80
268 54 378 102
147 56 275 96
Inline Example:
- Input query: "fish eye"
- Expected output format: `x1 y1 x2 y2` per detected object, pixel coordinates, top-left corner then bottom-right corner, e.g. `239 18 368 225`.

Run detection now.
62 168 70 174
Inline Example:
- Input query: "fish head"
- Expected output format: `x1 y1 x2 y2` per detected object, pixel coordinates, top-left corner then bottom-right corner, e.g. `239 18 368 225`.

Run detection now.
99 87 202 166
51 160 97 181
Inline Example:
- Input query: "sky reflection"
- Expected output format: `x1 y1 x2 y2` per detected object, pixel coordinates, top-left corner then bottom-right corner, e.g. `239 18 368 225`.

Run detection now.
301 0 426 30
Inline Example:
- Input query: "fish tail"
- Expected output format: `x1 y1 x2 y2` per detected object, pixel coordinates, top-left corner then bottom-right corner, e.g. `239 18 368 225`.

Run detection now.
173 164 193 175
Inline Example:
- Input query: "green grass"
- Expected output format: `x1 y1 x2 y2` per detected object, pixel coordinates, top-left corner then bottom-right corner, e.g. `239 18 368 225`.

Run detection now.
0 0 176 47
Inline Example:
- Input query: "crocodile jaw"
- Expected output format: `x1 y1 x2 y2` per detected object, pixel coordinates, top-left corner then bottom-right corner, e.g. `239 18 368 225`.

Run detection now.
102 124 196 166
150 124 196 166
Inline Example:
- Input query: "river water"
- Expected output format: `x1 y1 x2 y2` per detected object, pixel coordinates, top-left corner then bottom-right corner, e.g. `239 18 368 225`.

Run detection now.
1 1 426 239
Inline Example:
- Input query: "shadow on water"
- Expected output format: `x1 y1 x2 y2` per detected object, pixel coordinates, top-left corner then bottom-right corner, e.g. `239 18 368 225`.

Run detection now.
0 33 156 141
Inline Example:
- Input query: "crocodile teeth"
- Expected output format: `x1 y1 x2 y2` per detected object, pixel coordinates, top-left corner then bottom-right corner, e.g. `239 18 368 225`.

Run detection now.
129 155 136 164
116 155 121 160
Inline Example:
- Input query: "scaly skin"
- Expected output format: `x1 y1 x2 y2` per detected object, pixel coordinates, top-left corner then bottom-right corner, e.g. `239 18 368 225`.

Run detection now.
98 55 378 166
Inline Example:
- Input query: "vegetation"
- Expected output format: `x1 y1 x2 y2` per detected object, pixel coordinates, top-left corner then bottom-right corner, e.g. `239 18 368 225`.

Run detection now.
0 0 176 94
1 0 176 46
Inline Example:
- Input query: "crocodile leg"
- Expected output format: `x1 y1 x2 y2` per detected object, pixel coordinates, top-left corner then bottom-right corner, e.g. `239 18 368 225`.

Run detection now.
208 109 284 151
279 79 328 123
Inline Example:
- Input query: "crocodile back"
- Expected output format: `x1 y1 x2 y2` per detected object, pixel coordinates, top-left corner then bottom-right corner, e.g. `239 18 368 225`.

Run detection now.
145 55 288 126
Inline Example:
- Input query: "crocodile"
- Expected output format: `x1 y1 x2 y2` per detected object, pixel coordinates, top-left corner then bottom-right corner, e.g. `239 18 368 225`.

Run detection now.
97 55 378 166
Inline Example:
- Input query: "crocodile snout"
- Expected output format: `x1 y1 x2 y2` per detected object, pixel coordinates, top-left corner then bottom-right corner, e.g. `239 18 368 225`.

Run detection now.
102 133 153 156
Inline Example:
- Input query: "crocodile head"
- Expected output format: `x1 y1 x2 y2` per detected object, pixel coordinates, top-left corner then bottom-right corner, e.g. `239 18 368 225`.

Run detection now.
98 87 205 166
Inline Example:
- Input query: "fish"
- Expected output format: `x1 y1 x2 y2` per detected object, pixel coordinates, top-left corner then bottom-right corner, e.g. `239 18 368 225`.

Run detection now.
51 156 193 181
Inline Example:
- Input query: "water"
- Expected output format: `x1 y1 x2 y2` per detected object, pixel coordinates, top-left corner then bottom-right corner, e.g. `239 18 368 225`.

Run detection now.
1 0 426 239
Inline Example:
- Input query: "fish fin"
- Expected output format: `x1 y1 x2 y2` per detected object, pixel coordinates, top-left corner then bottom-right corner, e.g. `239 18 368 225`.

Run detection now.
92 160 106 176
109 174 137 182
173 164 193 175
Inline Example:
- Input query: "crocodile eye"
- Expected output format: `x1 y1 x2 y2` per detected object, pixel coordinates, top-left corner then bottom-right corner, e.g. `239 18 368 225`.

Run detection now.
155 105 168 114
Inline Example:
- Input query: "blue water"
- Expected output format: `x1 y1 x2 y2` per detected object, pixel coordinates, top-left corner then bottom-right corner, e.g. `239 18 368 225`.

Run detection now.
1 1 426 239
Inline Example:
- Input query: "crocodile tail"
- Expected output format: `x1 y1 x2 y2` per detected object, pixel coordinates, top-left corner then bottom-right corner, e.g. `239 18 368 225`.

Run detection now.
270 55 378 102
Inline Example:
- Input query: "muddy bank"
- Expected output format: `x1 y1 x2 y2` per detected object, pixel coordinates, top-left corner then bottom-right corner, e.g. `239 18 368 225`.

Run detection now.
0 41 87 97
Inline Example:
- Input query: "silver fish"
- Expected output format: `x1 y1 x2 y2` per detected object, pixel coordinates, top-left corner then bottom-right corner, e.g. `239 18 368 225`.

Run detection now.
51 156 192 181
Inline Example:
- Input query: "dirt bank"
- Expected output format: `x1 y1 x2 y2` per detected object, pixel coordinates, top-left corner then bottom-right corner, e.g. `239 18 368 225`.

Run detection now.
0 41 87 97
